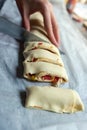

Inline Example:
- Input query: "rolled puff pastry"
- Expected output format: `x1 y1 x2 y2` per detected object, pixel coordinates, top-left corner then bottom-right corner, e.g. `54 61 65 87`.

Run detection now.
24 41 60 55
23 12 68 84
25 86 84 113
23 61 68 83
23 48 64 66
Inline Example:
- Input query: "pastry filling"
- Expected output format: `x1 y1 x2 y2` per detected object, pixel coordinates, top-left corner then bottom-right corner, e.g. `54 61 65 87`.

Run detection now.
38 42 43 45
26 73 59 83
27 42 57 54
27 58 38 62
31 47 37 50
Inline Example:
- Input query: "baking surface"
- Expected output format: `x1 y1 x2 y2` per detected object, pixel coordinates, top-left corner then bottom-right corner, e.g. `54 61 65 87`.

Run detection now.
0 0 87 130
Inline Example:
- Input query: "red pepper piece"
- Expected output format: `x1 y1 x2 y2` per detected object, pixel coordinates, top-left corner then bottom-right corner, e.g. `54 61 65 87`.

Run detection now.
42 75 52 80
32 47 37 50
53 77 59 83
38 42 43 45
32 58 37 62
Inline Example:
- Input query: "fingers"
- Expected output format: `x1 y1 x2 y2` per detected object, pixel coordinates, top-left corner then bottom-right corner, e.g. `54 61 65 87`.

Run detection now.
22 0 30 31
16 0 30 31
41 2 59 47
42 8 58 47
16 0 60 46
15 0 23 16
23 10 30 31
51 11 60 45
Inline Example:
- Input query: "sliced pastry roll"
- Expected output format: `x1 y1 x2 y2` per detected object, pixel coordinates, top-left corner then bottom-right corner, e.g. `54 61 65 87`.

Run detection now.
25 86 84 113
24 41 60 55
23 12 68 84
23 61 68 83
23 48 64 66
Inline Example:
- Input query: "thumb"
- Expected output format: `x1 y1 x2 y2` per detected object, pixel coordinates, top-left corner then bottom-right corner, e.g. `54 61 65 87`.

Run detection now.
23 11 30 31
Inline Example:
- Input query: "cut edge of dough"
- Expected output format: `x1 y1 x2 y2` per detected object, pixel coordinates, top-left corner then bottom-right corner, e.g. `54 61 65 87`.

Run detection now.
25 86 84 113
72 90 84 112
24 42 59 55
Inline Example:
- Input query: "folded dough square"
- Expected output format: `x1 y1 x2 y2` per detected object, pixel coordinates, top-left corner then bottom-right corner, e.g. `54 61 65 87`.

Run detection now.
23 12 68 84
25 86 84 113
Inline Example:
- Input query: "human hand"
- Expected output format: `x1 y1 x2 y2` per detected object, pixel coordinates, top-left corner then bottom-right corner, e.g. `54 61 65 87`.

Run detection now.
16 0 60 47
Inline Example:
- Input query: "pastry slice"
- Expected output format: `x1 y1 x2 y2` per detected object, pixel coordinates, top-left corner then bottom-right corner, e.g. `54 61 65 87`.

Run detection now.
23 48 64 66
25 86 84 113
23 61 68 84
24 42 60 55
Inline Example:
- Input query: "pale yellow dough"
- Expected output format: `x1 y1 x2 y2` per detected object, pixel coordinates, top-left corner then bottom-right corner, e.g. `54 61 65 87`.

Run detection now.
25 86 84 113
23 61 68 83
23 49 64 66
24 42 60 55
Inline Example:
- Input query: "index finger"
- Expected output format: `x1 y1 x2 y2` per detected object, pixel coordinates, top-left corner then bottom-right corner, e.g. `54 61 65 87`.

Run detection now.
41 5 58 47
